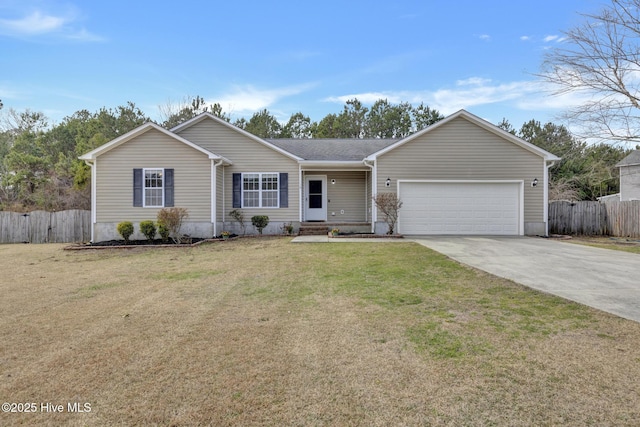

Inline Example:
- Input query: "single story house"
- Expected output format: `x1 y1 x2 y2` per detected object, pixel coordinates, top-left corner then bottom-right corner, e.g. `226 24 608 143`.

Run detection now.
79 109 560 241
616 150 640 201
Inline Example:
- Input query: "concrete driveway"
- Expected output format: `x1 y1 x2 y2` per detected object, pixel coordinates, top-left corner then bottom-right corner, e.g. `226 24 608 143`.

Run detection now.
412 236 640 323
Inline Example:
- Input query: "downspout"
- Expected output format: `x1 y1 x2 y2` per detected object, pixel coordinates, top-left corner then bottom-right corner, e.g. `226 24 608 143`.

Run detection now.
364 169 368 222
212 159 224 237
363 159 376 233
544 160 556 237
84 159 96 242
299 164 303 222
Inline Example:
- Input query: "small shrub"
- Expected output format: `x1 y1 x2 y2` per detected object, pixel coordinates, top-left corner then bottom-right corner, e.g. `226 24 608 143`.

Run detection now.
158 223 170 243
282 222 294 235
251 215 269 235
229 209 246 235
116 221 134 243
157 207 189 243
139 220 157 241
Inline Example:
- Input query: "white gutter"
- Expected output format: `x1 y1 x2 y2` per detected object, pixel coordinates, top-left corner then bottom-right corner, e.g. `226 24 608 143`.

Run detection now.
299 160 365 165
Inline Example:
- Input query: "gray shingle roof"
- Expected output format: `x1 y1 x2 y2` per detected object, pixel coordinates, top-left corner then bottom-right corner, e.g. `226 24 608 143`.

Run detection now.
616 150 640 167
266 138 399 161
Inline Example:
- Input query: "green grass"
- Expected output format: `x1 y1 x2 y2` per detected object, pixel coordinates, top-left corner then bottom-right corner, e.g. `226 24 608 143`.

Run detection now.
74 281 126 298
2 238 639 426
154 270 223 281
407 322 493 359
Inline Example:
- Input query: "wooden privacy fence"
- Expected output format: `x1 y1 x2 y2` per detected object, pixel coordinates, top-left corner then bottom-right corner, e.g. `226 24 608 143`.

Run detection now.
0 210 91 243
549 201 640 237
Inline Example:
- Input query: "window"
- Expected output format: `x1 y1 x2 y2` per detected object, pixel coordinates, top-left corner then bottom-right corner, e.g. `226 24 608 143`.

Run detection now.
133 168 174 208
144 168 164 207
242 173 279 208
233 172 287 209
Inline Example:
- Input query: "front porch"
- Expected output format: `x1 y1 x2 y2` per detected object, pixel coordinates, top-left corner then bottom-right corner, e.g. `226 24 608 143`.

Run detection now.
301 170 372 223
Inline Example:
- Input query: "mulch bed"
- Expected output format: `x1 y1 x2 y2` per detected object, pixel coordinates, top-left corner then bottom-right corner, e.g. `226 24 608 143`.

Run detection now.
64 235 239 250
89 238 208 246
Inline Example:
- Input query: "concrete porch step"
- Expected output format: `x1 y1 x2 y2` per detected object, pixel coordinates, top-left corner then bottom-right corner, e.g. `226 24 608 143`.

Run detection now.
299 222 371 236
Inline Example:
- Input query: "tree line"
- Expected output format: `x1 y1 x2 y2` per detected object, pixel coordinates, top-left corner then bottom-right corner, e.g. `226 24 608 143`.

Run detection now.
160 96 445 139
497 119 631 201
0 96 633 212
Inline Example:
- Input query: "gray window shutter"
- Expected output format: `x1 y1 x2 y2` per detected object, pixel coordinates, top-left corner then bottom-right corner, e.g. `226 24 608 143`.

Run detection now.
164 168 174 207
233 173 241 208
133 169 142 207
279 173 288 208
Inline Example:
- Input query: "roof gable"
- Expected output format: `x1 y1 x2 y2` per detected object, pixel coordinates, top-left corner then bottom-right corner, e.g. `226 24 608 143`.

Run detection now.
616 149 640 167
79 122 227 162
171 112 302 161
366 110 561 161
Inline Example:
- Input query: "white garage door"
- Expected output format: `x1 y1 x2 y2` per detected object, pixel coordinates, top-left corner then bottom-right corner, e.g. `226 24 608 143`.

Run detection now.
398 181 522 235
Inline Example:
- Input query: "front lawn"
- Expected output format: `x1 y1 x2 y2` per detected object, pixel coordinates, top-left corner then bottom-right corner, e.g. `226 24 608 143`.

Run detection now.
1 238 639 425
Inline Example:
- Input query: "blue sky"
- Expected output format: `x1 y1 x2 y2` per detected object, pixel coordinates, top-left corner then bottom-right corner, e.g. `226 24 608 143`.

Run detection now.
0 0 604 130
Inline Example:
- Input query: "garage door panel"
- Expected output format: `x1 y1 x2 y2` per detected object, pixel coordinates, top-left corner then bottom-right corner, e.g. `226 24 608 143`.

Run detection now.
399 182 521 235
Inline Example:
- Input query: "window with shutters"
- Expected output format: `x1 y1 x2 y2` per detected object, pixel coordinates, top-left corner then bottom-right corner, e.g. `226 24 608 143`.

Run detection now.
144 168 164 207
242 173 279 208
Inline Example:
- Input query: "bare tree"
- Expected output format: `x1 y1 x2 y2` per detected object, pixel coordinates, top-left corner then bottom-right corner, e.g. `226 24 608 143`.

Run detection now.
539 0 640 143
373 193 403 235
158 95 229 129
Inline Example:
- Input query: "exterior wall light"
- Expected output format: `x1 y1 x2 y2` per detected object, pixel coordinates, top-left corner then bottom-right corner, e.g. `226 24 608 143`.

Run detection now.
386 177 391 187
531 178 538 187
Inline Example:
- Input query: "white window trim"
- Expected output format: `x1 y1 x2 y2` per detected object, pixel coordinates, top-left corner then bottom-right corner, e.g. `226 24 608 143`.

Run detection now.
241 172 279 209
143 167 165 208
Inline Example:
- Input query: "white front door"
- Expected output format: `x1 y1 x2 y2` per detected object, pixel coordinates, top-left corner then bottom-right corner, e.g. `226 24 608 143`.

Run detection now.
305 175 327 221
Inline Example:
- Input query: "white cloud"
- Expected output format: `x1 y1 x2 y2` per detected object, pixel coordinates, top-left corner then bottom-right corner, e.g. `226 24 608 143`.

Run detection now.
428 81 539 114
544 35 560 42
478 34 491 41
0 11 65 35
456 77 491 87
324 92 403 104
212 83 317 115
0 8 103 41
520 35 531 41
323 78 559 116
65 28 104 42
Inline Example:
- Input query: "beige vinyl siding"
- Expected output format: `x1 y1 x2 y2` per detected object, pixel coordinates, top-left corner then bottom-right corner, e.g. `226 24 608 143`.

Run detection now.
325 171 368 222
377 116 545 222
621 164 640 201
96 128 211 222
176 119 299 222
